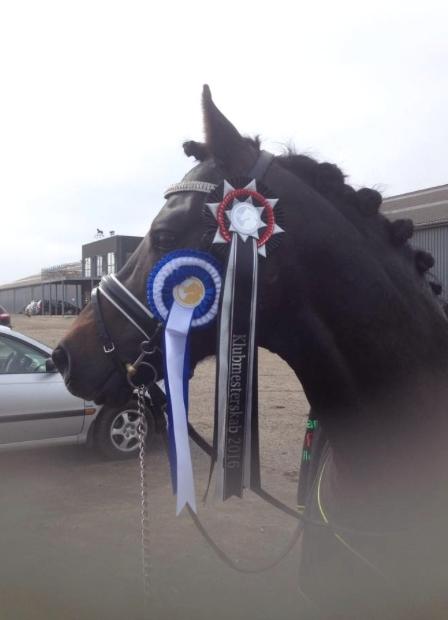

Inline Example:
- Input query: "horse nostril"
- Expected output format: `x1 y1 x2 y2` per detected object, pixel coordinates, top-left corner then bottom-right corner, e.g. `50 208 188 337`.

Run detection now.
52 345 71 378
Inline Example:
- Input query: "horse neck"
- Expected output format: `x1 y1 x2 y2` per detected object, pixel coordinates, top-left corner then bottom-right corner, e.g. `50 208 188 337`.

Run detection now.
264 307 448 525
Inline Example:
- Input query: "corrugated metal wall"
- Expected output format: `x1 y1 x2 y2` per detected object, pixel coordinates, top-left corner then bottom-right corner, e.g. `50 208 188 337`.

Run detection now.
0 283 82 314
0 289 14 311
0 285 43 313
412 225 448 294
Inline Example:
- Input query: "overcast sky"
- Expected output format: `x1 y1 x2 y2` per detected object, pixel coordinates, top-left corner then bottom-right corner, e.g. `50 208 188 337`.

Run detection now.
1 0 447 285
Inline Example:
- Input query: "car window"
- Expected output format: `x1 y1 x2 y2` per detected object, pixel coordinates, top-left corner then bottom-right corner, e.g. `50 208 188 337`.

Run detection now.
0 335 48 374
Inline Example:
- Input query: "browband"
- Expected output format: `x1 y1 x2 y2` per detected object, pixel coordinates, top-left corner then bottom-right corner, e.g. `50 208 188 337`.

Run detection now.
164 181 217 198
163 150 275 199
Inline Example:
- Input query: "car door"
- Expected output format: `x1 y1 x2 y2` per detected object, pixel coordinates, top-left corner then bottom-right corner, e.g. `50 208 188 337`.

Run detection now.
0 333 85 444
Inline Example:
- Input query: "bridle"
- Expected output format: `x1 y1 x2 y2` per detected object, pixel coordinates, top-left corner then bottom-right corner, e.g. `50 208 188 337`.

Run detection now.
89 152 310 514
90 151 276 389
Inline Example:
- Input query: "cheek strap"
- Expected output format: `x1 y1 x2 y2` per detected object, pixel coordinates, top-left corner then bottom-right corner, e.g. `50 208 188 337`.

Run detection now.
91 287 126 375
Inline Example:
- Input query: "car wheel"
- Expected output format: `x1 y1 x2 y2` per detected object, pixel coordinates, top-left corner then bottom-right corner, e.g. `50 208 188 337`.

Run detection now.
95 400 155 460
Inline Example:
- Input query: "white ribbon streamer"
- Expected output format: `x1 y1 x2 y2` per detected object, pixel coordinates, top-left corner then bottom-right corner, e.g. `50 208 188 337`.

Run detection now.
165 301 197 514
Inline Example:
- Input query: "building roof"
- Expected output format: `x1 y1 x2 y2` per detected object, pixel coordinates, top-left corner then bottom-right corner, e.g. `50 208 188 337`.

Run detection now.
0 261 83 290
82 234 143 253
0 273 43 289
381 184 448 228
41 261 82 280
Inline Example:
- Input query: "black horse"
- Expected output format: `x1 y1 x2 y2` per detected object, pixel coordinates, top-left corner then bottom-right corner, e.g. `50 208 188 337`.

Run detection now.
53 86 448 618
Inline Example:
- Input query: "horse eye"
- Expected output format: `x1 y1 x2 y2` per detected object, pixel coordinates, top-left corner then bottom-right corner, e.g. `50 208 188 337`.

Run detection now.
151 230 177 251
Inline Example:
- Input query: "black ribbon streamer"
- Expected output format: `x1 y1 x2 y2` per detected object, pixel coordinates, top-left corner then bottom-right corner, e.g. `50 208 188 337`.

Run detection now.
215 234 261 499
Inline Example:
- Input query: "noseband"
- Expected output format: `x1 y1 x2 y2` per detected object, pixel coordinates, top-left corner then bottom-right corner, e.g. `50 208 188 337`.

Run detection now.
91 274 162 387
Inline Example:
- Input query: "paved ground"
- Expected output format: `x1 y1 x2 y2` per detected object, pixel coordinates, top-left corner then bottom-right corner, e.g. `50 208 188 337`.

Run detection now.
1 316 310 619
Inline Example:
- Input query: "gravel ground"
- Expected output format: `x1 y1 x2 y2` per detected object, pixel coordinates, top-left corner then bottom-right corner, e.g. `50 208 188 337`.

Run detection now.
1 315 309 620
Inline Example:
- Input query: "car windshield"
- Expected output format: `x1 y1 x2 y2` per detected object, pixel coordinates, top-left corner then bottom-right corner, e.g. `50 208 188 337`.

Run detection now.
0 335 48 374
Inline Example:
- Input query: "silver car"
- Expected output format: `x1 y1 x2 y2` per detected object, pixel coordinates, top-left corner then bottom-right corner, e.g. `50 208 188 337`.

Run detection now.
0 325 158 458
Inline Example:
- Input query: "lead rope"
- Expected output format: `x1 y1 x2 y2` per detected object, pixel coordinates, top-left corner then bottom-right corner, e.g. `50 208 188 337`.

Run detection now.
186 505 304 574
137 384 151 617
161 425 306 574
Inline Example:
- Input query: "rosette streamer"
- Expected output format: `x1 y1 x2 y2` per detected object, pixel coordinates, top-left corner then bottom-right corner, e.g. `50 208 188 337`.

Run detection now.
206 178 284 500
147 250 221 514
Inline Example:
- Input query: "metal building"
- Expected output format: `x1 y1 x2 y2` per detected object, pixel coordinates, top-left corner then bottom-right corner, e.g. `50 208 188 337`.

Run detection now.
0 234 143 314
382 184 448 294
81 234 143 306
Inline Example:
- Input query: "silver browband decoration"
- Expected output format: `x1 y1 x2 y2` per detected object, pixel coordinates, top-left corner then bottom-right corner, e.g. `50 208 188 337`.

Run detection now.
164 181 217 199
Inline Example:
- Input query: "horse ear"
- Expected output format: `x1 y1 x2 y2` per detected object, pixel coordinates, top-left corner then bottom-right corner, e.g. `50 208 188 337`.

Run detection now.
202 84 255 171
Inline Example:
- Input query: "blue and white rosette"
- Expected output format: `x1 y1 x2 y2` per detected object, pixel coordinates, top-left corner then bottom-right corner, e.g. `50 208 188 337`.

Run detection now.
147 250 222 514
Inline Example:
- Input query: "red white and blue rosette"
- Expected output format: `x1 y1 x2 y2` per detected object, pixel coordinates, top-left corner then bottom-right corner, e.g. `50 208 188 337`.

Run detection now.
147 250 222 514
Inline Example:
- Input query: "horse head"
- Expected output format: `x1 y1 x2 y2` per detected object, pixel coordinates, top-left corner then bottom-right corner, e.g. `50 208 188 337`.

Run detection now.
54 85 448 515
52 86 294 404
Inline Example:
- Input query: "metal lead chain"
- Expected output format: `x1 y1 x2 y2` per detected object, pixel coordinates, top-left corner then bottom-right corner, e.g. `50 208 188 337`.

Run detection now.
137 384 151 616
